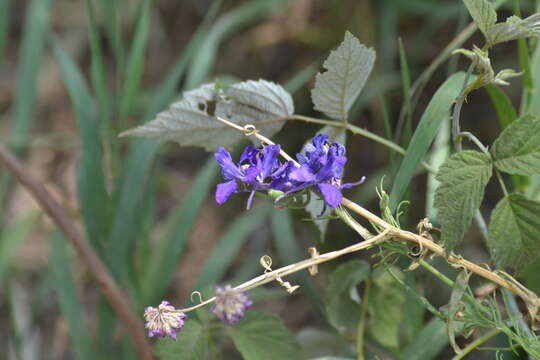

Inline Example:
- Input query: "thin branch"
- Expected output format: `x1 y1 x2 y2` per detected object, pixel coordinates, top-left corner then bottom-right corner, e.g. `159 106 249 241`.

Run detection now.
451 329 500 360
0 143 154 360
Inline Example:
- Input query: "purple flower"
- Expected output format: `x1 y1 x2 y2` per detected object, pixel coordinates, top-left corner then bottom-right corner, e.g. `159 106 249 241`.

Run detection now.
144 301 186 340
280 134 364 208
214 144 284 209
211 285 252 324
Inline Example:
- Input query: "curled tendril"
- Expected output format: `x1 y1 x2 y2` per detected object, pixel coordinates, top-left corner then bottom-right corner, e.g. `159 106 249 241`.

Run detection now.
259 255 299 294
308 247 319 276
243 124 257 136
190 291 204 305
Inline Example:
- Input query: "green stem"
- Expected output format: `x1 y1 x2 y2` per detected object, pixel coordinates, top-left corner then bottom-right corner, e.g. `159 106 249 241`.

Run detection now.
419 260 455 288
495 169 509 197
356 280 371 360
451 329 500 360
271 115 436 173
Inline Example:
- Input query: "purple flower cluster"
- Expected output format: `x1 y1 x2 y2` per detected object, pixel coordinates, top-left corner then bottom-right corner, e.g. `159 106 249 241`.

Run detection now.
144 301 186 340
211 285 253 324
214 134 364 208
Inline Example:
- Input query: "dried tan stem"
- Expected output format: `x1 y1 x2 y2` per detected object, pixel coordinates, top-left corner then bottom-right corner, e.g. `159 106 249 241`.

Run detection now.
174 230 391 313
0 143 154 360
211 118 540 311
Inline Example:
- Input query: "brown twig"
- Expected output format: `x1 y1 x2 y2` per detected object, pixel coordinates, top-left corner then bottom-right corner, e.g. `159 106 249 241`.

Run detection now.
0 143 154 360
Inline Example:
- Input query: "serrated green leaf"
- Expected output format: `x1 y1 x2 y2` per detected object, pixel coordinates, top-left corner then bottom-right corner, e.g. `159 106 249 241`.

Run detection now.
325 260 370 335
489 13 540 46
367 267 405 349
434 150 492 250
155 319 210 360
462 0 498 41
121 80 292 151
227 311 299 360
311 31 375 122
490 114 540 176
487 194 540 270
389 72 474 210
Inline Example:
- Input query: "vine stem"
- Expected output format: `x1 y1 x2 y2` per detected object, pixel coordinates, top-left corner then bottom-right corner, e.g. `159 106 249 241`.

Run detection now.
0 143 154 360
450 329 500 360
173 118 540 315
259 115 436 173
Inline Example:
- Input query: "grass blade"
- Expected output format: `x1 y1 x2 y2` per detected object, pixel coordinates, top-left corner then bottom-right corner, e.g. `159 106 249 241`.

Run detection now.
86 0 112 140
9 0 53 153
485 85 517 130
184 0 289 89
51 37 111 254
0 0 11 62
119 0 152 122
142 158 219 304
107 138 159 281
50 232 93 360
193 205 270 290
398 37 413 144
389 72 472 210
0 212 38 284
143 0 222 122
270 210 323 313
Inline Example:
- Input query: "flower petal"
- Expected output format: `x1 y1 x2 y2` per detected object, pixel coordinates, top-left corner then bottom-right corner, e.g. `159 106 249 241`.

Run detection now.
215 180 237 204
289 164 316 182
214 147 244 179
318 183 342 208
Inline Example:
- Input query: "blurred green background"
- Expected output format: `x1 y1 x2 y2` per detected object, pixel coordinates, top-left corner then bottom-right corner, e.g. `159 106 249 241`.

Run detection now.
0 0 539 359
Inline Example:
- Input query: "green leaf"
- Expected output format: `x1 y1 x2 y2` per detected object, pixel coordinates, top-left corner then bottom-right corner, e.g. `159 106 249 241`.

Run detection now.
389 72 473 210
490 114 540 176
311 31 375 122
193 205 270 290
367 267 405 349
51 37 111 254
487 194 540 270
155 319 211 360
485 84 517 129
142 159 218 303
121 80 293 151
402 318 449 360
118 0 152 120
434 150 492 250
227 311 299 360
462 0 497 40
488 13 540 46
50 232 93 360
9 0 52 152
325 260 370 335
447 269 471 354
184 0 289 89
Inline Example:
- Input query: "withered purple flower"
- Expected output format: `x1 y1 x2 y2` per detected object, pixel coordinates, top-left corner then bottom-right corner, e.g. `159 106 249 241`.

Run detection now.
211 285 252 324
144 301 186 340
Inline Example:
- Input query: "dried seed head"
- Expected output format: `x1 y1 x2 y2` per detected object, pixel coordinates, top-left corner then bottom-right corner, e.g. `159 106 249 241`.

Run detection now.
211 285 252 324
144 301 186 340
